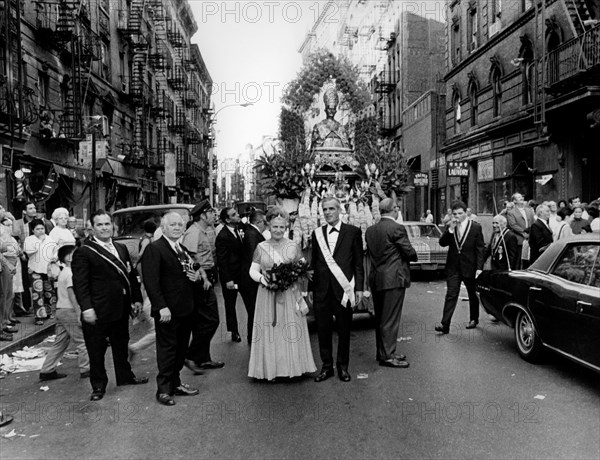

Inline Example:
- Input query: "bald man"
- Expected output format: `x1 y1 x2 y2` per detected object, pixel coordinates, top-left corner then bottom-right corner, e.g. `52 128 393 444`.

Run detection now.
485 215 519 271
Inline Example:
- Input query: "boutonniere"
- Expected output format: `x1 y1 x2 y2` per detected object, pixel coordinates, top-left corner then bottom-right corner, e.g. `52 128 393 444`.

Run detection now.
238 229 245 240
126 261 131 273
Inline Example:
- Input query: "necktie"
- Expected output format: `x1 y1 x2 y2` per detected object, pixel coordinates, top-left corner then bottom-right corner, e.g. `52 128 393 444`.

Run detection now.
235 229 242 242
329 227 338 234
105 242 118 258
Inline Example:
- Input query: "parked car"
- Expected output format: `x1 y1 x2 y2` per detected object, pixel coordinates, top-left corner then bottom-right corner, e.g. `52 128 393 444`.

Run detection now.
401 221 448 271
476 235 599 373
112 204 194 262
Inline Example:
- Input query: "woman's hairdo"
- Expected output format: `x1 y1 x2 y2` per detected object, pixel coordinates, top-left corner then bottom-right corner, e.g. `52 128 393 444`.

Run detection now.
266 206 289 222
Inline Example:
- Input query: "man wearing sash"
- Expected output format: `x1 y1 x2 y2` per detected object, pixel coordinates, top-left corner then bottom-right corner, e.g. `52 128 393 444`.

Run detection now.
72 210 147 401
435 201 485 334
310 197 364 382
485 215 519 271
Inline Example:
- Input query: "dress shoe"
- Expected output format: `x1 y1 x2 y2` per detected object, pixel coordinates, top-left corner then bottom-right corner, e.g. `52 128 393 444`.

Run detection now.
39 371 67 381
156 393 175 406
117 376 149 386
90 392 104 401
174 383 199 396
465 320 478 329
231 332 242 343
0 333 13 341
434 324 449 334
183 359 204 375
337 369 351 382
314 369 334 382
80 371 90 379
198 361 225 370
2 326 17 334
379 358 410 368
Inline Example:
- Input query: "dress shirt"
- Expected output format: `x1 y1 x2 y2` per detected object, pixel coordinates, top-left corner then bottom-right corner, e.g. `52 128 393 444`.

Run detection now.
449 218 469 237
326 221 342 250
518 207 529 227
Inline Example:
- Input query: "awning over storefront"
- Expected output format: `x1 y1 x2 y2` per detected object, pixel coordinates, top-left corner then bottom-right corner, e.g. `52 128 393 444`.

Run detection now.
114 176 139 188
53 164 92 183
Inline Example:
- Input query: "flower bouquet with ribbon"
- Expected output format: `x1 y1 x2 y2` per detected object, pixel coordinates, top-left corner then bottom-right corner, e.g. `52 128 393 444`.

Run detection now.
263 260 312 325
264 260 311 292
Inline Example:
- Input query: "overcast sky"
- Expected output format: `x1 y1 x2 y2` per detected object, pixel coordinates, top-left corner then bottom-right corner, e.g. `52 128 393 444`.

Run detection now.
190 1 324 165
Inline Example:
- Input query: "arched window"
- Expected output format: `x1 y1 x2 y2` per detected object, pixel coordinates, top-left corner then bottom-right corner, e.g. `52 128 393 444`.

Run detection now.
468 77 478 126
452 86 462 134
489 58 503 118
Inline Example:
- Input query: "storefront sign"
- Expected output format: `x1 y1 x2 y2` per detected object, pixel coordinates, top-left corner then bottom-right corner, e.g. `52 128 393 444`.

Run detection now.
447 161 469 177
414 173 429 187
477 159 494 182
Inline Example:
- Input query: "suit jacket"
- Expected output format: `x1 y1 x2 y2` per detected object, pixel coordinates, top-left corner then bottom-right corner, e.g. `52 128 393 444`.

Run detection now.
485 229 519 271
506 207 535 245
141 236 196 318
439 220 485 278
215 225 244 284
365 218 417 291
311 223 364 303
240 224 264 287
529 219 553 263
72 237 142 323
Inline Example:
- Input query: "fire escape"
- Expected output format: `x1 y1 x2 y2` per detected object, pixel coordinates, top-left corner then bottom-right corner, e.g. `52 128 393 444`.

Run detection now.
33 0 101 142
1 0 38 146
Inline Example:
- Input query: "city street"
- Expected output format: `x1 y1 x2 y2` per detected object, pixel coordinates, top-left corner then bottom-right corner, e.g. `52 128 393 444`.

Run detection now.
1 277 598 459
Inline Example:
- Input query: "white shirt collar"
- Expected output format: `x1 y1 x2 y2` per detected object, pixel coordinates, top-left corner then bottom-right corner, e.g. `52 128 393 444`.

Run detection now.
382 215 396 221
164 237 181 252
327 221 342 232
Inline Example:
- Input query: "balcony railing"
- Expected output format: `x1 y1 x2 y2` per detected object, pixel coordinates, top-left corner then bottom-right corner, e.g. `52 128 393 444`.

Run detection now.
0 78 39 126
373 70 399 94
546 22 600 88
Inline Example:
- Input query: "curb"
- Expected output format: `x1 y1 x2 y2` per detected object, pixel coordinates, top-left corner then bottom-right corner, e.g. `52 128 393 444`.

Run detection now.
0 322 56 356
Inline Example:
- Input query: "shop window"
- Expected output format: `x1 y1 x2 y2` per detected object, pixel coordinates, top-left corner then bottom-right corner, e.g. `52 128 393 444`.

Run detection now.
477 181 494 214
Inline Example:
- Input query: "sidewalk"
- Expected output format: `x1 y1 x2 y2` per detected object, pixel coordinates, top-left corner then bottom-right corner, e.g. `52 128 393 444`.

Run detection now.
0 315 56 356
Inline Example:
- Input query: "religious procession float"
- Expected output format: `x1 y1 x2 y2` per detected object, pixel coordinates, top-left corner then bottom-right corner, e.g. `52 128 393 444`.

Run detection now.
255 50 412 252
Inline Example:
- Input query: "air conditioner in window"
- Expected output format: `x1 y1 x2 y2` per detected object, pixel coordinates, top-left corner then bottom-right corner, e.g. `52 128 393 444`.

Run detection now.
489 21 501 37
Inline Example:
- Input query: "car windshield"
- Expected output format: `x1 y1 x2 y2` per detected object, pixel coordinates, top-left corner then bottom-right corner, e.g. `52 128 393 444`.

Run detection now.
404 224 442 238
112 208 190 237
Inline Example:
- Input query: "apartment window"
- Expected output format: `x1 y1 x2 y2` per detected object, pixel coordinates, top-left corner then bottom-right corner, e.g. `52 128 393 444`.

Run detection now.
469 81 478 126
491 67 502 117
453 91 461 135
451 16 462 65
100 41 111 80
492 0 502 21
522 0 533 12
37 71 50 108
467 5 478 52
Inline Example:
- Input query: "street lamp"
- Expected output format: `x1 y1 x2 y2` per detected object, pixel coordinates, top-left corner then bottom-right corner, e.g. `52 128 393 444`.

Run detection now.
208 102 254 207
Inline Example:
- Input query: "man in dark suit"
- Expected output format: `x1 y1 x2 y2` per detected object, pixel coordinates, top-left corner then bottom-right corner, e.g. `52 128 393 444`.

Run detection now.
142 212 201 406
506 193 535 269
239 210 266 344
365 198 417 369
435 201 485 334
215 207 245 343
529 204 553 264
310 197 364 382
72 209 148 401
181 200 224 373
485 215 519 271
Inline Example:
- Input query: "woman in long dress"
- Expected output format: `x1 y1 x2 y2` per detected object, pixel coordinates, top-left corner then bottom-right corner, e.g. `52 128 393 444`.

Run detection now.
248 207 316 380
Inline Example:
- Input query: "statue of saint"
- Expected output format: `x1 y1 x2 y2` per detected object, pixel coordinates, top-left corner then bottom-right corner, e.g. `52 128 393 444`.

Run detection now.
310 87 351 152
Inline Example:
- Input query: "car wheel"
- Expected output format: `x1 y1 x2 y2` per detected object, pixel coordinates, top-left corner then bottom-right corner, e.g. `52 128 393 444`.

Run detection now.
515 310 543 362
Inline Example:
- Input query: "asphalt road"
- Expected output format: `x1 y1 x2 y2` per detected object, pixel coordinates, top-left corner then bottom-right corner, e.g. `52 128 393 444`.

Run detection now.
1 277 598 459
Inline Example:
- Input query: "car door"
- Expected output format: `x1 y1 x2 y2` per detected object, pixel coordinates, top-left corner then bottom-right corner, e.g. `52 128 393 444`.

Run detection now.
527 243 591 357
575 245 600 368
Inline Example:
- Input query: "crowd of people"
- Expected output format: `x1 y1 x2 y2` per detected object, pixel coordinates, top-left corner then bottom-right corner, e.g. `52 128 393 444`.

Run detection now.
0 192 597 417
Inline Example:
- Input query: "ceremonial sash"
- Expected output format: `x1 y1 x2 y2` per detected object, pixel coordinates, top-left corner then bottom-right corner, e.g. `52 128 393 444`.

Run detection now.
83 243 132 294
315 227 356 308
454 219 472 254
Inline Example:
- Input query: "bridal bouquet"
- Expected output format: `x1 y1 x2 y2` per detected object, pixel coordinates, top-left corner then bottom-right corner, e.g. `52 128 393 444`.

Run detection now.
264 260 311 292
